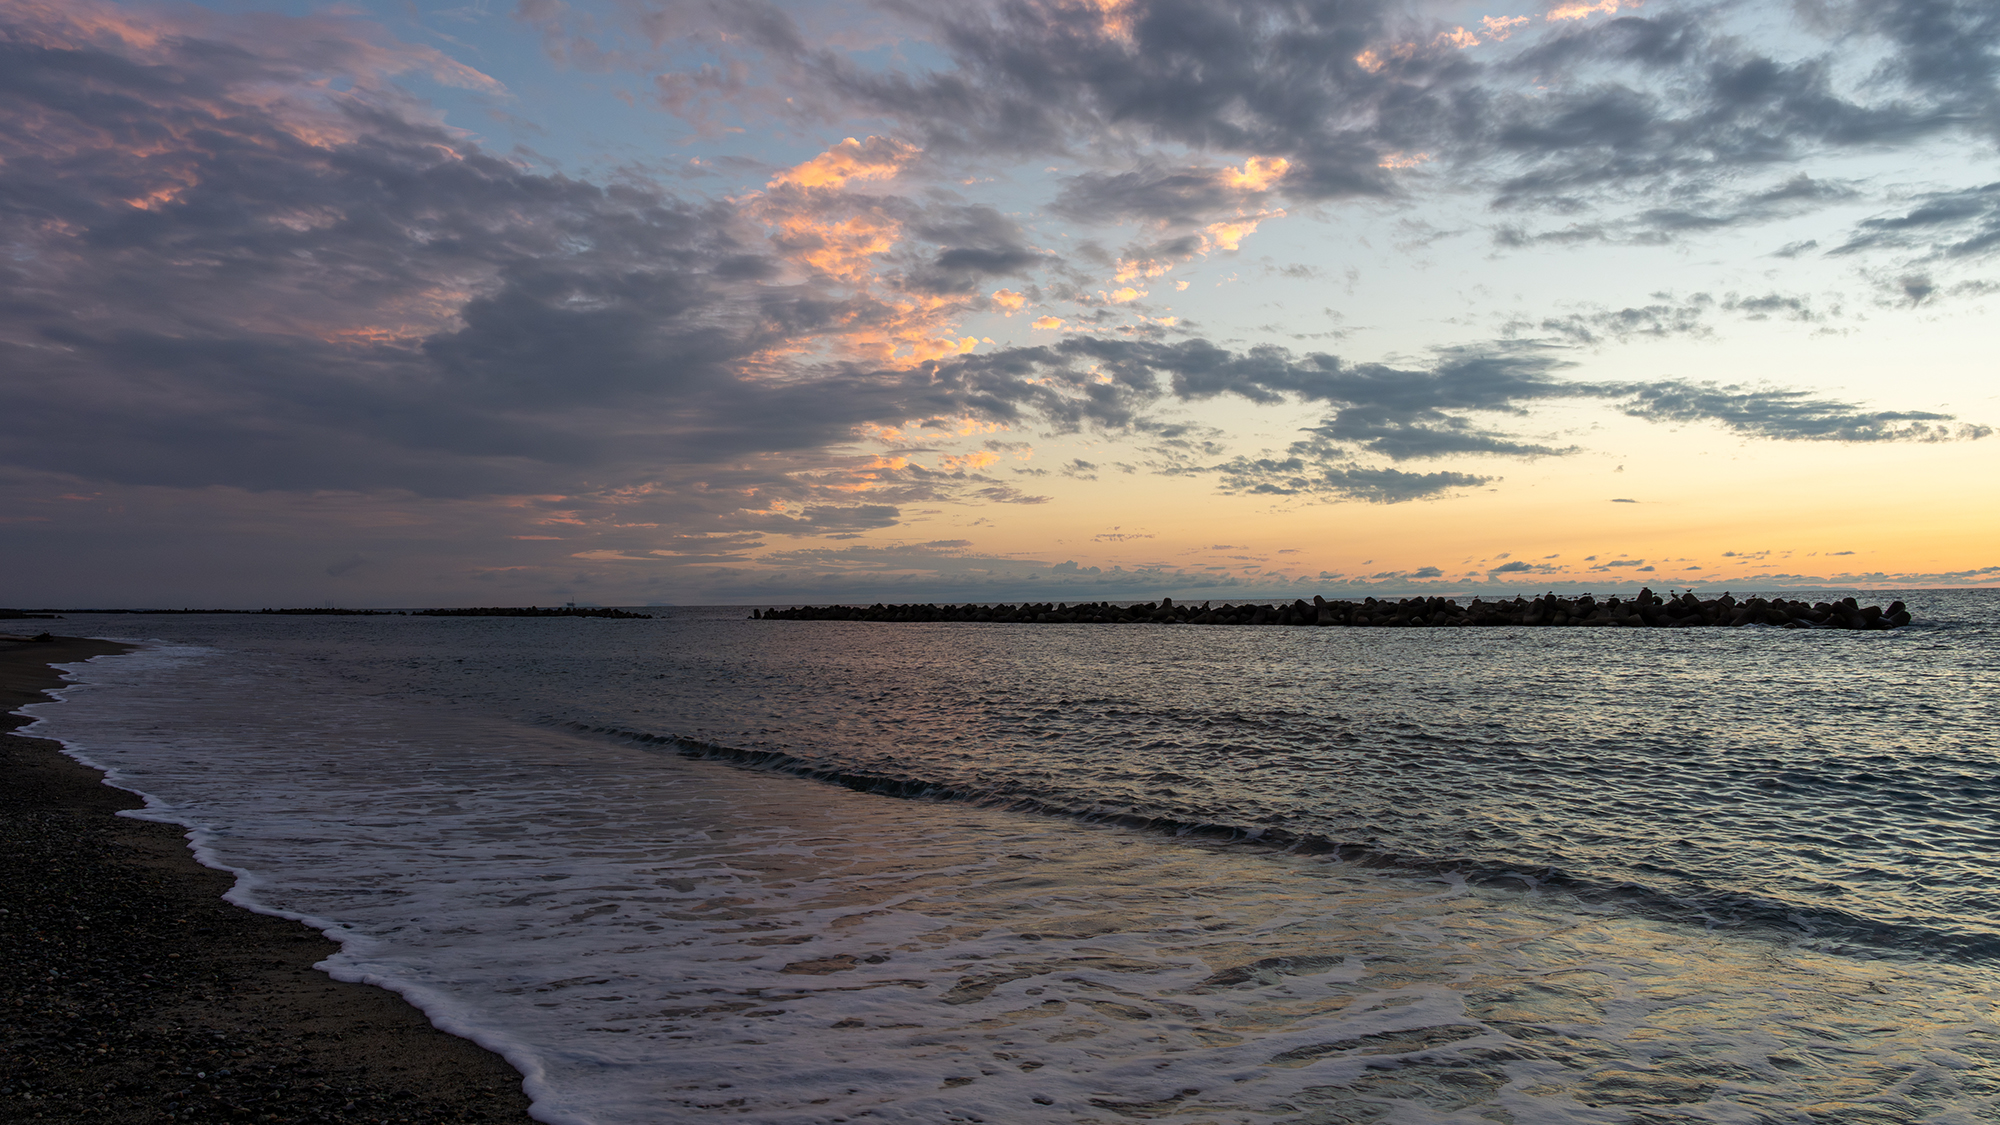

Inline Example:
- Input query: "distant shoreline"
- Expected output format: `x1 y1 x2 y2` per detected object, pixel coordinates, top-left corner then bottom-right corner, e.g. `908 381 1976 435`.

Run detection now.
5 606 651 618
0 637 532 1124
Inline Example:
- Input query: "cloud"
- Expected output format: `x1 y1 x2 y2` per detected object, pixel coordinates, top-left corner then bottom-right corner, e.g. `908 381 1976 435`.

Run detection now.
899 206 1047 294
1205 447 1495 503
1834 182 2000 260
940 334 1987 469
775 0 2000 239
526 0 2000 303
1516 296 1716 344
1616 382 1992 442
647 533 768 560
4 0 1994 608
0 5 1091 534
769 135 917 189
1510 287 1837 347
1052 164 1263 227
737 504 905 534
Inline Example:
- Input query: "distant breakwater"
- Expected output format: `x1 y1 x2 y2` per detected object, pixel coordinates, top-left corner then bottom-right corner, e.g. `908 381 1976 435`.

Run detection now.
756 589 1911 630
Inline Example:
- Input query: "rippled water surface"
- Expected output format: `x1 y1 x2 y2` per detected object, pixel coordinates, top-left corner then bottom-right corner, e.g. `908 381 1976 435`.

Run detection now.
22 588 2000 1123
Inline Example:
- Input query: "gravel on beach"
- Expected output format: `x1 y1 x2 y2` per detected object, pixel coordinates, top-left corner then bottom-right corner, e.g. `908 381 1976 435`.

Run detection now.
0 637 535 1125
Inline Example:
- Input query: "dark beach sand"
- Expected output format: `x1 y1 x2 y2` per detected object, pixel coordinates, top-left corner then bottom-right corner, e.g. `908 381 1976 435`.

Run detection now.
1 637 534 1124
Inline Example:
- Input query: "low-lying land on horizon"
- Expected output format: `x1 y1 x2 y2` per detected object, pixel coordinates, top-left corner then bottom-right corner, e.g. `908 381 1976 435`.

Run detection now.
6 606 653 619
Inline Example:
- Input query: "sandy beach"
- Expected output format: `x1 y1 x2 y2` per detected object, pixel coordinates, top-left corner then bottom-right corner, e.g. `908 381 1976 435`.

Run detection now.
0 637 533 1124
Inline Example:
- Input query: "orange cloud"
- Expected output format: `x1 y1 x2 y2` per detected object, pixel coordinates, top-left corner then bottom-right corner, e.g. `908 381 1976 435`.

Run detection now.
1203 214 1281 252
1078 0 1139 43
899 335 982 363
1033 316 1065 330
1357 11 1544 67
940 451 1001 472
1221 155 1291 192
769 136 917 190
1547 1 1637 21
1114 256 1177 283
1378 151 1431 170
766 210 901 282
750 137 1019 367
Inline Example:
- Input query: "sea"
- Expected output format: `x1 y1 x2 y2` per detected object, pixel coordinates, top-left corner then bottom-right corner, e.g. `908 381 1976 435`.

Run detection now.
19 589 2000 1124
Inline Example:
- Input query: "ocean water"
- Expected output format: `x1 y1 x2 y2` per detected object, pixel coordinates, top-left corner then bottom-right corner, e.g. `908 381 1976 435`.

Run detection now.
20 589 2000 1124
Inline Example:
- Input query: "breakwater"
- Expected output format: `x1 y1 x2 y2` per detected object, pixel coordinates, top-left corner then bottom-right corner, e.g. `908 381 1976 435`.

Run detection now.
410 606 653 618
755 589 1910 629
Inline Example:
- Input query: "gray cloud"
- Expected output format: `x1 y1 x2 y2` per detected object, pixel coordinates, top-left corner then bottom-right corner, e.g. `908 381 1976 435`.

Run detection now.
1051 164 1267 226
926 335 1988 501
942 333 1986 456
807 0 1404 197
1512 298 1715 345
899 205 1046 293
1834 183 2000 260
1513 290 1829 345
1200 436 1497 503
761 0 2000 241
0 5 1074 530
1481 10 1969 211
737 505 904 534
1492 175 1863 248
1617 381 1992 442
1298 414 1572 461
648 534 769 560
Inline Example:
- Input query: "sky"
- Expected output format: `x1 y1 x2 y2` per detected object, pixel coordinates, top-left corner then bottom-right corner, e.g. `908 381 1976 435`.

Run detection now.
2 0 1997 608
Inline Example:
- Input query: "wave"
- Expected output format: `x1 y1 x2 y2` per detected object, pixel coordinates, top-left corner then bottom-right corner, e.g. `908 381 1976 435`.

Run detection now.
574 720 2000 967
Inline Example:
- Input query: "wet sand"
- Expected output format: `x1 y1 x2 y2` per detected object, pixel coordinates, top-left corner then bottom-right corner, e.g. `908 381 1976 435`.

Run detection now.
0 636 533 1124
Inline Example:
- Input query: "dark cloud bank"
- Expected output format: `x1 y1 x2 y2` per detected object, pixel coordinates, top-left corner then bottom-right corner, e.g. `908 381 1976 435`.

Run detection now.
784 0 2000 230
0 0 1992 602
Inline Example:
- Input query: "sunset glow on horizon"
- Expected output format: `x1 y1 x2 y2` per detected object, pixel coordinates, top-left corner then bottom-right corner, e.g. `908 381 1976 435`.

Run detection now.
2 0 1996 606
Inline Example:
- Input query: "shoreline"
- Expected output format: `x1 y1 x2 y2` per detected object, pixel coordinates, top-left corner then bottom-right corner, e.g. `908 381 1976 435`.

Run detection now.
0 637 534 1124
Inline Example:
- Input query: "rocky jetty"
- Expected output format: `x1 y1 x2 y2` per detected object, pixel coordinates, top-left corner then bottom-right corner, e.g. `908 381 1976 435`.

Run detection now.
754 589 1910 630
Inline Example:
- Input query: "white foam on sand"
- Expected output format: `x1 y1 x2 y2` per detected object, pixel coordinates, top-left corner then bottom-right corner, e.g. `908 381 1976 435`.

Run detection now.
24 640 2000 1125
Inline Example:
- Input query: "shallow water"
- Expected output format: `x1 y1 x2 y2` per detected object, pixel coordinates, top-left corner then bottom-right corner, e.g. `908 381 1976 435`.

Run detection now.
21 589 2000 1123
